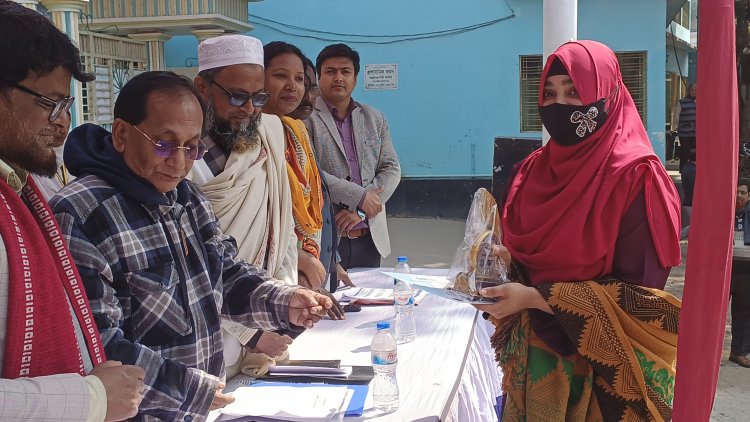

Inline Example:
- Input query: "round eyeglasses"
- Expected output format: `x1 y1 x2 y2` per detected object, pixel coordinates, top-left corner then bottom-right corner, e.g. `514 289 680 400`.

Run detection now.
14 84 74 122
307 84 321 97
129 123 207 160
211 80 270 108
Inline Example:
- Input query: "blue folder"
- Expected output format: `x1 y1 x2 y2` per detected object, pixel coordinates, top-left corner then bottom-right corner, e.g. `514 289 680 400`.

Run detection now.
248 380 368 417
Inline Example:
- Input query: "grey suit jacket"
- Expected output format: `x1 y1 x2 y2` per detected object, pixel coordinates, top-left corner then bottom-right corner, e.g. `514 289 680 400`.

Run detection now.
306 96 401 258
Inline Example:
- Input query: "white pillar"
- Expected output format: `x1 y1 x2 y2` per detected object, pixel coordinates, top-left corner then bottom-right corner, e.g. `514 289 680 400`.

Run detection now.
129 33 173 71
40 0 88 128
542 0 578 145
192 29 226 42
13 0 40 10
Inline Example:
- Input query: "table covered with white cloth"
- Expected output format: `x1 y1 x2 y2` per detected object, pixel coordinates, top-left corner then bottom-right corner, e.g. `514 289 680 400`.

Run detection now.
211 268 503 422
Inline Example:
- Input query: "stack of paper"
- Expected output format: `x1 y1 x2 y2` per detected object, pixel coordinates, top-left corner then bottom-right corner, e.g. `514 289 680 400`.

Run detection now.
340 287 428 305
267 364 353 378
220 384 353 422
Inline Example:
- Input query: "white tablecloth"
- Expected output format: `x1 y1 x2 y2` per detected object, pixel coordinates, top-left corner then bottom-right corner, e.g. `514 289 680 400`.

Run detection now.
211 268 502 422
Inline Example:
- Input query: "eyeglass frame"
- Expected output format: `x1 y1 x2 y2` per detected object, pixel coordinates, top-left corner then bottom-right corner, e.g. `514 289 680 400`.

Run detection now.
128 122 207 161
210 80 270 108
14 83 74 122
303 75 321 97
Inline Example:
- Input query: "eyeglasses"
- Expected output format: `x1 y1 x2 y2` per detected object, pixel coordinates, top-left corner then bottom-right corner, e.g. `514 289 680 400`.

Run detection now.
211 80 270 108
129 123 207 160
14 84 74 122
303 75 321 97
307 84 321 96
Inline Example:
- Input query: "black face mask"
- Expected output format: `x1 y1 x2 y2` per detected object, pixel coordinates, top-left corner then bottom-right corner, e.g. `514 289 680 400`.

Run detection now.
539 99 608 147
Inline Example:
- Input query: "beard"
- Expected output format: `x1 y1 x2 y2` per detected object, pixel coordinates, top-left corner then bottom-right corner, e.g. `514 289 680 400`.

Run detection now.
0 103 57 177
205 99 262 155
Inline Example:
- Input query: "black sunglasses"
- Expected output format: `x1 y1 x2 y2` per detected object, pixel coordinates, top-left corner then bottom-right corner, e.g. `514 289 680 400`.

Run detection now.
14 84 74 122
211 80 270 108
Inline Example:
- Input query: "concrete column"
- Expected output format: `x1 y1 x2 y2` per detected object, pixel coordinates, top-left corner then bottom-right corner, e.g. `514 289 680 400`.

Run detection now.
129 33 173 71
192 29 226 42
542 0 577 144
40 0 88 128
12 0 40 10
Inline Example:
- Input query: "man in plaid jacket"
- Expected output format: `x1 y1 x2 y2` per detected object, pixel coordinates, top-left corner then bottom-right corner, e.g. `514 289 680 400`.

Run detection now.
51 71 331 421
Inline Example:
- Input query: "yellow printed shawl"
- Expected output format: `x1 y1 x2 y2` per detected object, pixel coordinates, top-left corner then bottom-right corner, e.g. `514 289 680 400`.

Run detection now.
282 117 323 257
492 280 680 422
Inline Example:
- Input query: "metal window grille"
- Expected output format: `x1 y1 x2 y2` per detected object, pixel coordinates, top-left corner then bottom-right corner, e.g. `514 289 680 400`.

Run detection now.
79 31 148 125
520 55 543 132
519 51 648 132
674 2 690 28
616 51 647 125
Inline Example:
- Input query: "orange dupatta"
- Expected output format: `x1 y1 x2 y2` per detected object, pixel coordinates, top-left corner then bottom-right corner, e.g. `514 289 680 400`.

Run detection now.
282 116 323 257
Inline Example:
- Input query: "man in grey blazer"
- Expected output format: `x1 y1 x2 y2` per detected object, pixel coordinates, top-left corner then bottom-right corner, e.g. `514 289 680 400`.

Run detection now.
306 44 401 269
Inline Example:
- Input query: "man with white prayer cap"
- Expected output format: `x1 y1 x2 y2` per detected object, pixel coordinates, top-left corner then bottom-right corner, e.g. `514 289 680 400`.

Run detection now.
190 35 303 380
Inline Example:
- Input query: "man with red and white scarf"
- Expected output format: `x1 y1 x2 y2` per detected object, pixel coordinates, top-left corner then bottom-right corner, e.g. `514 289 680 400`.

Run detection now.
0 2 144 420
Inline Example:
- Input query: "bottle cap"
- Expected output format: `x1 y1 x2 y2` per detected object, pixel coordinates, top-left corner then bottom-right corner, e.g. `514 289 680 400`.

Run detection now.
376 321 390 330
397 256 408 262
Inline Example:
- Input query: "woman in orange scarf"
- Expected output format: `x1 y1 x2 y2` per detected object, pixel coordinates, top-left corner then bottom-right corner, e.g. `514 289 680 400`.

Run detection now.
262 41 326 291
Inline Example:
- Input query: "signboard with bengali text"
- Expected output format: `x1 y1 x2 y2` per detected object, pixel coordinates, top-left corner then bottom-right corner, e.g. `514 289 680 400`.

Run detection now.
364 64 398 90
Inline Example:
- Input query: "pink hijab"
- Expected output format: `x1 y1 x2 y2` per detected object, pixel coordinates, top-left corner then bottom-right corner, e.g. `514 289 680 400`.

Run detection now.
502 40 681 285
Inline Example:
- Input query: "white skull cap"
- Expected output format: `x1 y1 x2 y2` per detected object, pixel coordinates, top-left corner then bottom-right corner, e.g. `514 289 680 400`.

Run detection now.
198 34 264 72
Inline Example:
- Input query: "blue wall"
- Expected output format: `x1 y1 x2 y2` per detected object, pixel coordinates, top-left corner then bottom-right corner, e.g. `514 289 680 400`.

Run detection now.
165 0 668 177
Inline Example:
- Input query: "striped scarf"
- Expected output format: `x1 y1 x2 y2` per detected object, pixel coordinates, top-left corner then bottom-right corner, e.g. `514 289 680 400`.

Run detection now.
0 176 104 378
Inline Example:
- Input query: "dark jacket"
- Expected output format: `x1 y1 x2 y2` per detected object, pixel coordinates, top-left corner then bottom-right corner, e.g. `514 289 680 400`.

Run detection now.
52 124 299 421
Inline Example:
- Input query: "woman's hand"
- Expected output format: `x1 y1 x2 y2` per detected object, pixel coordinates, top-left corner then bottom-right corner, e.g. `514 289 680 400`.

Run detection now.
297 250 326 290
491 244 512 269
336 263 354 287
473 283 552 319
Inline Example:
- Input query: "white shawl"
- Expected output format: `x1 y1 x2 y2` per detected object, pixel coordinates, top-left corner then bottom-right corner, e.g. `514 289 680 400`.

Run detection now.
190 114 298 372
190 114 297 283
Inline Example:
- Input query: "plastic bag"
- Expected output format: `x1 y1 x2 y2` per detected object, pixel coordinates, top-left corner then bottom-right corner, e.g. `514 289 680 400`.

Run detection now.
446 188 508 302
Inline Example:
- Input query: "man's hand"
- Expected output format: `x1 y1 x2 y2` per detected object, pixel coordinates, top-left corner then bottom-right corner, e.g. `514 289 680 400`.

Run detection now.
209 383 235 411
251 331 293 357
288 289 333 328
335 209 362 234
360 187 385 218
297 250 326 290
89 360 145 422
316 288 345 320
336 263 354 287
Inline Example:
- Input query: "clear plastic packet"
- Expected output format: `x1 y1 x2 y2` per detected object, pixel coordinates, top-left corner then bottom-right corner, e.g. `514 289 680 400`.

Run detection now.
445 188 508 303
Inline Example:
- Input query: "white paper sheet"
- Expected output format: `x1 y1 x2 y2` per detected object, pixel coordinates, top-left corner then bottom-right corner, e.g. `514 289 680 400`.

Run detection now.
220 385 350 421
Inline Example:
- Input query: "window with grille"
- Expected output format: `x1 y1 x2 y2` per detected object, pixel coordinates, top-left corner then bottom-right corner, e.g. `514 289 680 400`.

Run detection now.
674 2 690 29
520 55 543 132
519 51 647 132
616 51 647 125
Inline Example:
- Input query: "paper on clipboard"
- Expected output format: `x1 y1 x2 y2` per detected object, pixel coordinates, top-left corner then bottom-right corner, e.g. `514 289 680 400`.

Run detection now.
220 385 350 421
339 286 428 305
381 272 497 304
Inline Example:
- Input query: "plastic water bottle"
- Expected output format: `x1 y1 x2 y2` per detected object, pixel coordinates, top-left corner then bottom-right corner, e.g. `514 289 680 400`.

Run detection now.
371 322 399 412
393 256 416 343
393 256 412 282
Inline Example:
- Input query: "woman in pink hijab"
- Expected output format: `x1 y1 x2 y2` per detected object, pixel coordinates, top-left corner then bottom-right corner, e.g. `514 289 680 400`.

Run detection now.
477 41 682 421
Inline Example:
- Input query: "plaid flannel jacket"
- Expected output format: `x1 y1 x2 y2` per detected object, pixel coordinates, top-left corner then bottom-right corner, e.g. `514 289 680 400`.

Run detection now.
51 175 300 421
